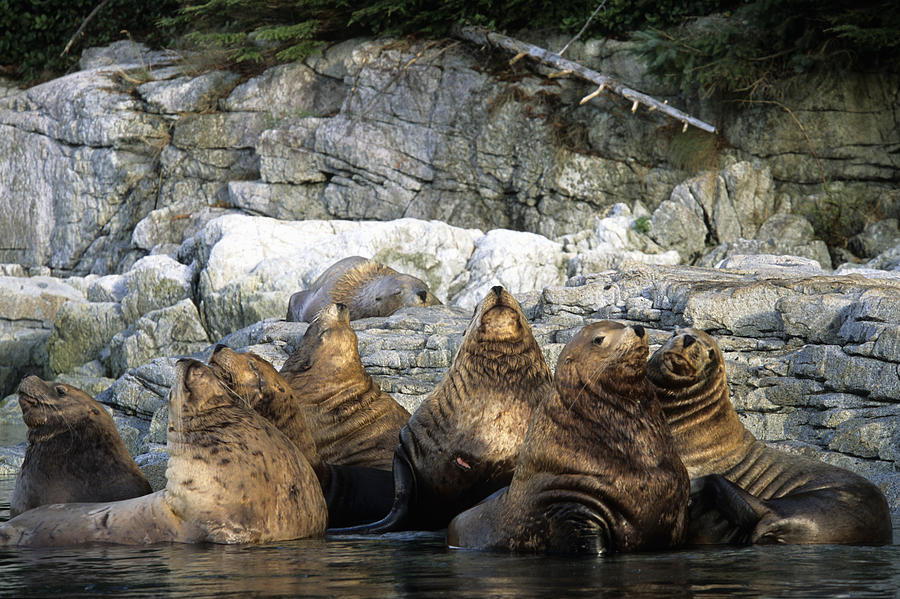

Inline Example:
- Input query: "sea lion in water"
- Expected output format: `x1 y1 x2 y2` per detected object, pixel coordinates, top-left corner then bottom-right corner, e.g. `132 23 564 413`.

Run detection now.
10 376 152 517
447 321 689 554
0 360 327 546
332 286 553 533
209 345 394 527
280 302 411 471
286 256 441 322
647 328 893 546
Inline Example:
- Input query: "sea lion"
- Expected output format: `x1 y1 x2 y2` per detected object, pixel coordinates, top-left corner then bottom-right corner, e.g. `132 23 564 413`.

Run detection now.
332 286 553 533
647 328 893 546
286 256 441 322
208 345 326 480
209 344 394 527
447 321 689 554
0 359 327 546
280 302 411 471
10 376 152 517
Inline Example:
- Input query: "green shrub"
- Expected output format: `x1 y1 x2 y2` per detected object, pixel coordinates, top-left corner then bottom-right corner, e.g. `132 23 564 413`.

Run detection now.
633 0 900 98
161 0 735 67
0 0 179 82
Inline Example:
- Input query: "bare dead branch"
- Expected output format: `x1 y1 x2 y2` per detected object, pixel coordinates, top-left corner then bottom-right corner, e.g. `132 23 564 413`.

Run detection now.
62 0 114 57
457 26 716 134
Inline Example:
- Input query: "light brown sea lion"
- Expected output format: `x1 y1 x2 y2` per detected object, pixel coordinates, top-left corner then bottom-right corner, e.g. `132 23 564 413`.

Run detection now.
331 286 553 533
208 344 394 527
0 359 327 546
647 328 893 546
286 256 441 322
280 302 411 471
10 376 152 517
207 346 326 480
447 321 690 554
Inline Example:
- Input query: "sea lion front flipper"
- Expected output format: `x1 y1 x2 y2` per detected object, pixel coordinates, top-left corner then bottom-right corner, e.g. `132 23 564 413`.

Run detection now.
686 474 767 545
326 447 417 535
323 465 395 528
286 290 312 322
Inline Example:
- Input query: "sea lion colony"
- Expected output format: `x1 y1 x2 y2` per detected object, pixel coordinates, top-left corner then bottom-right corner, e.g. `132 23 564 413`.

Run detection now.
0 259 892 551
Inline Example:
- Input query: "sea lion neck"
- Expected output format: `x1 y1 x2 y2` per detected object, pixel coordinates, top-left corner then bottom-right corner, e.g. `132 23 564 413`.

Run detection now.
648 336 754 476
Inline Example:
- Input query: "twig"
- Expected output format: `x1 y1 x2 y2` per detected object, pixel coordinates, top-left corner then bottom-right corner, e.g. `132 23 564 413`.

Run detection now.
61 0 114 57
558 0 608 57
457 26 716 133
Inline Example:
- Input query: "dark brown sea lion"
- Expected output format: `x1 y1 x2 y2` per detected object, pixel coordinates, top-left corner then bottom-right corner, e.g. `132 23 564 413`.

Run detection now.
332 286 553 533
280 302 411 471
208 344 394 527
447 321 690 554
286 256 441 322
10 376 152 517
647 328 893 546
0 359 327 546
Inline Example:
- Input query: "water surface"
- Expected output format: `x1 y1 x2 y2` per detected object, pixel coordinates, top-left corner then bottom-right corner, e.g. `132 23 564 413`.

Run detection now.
0 476 897 598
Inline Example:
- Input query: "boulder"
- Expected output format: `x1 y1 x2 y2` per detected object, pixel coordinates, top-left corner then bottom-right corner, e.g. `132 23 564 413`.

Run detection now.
107 299 210 377
120 255 195 323
47 301 126 375
849 219 900 260
450 229 567 310
193 215 481 339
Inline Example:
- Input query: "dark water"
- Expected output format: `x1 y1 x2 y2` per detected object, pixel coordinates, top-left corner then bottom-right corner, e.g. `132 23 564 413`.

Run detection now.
0 475 897 599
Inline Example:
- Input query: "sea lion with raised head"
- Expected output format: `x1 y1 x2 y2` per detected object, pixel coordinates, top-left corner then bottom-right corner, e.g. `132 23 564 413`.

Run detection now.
10 376 152 517
286 256 441 322
280 302 411 471
0 359 327 546
647 328 893 546
332 286 553 533
447 321 689 554
209 345 394 527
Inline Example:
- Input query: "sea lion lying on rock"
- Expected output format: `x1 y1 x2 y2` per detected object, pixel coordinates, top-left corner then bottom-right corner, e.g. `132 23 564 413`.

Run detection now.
286 256 441 322
0 360 327 546
10 376 152 517
647 328 893 546
280 302 410 471
447 321 689 554
332 286 553 533
209 345 393 527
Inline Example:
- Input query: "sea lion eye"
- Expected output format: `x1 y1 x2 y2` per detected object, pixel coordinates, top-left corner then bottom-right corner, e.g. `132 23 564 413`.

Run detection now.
54 385 66 395
392 289 402 296
416 290 428 302
592 336 605 346
708 349 716 361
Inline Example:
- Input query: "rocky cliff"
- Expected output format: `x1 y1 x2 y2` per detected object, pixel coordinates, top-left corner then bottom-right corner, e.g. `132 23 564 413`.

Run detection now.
1 38 897 276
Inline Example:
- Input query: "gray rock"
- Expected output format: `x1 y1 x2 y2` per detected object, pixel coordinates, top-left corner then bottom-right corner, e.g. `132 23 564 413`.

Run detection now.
221 62 346 119
849 219 900 260
47 301 126 375
713 254 827 275
107 299 210 377
135 449 169 491
100 357 177 418
649 199 708 262
120 255 194 323
137 70 241 114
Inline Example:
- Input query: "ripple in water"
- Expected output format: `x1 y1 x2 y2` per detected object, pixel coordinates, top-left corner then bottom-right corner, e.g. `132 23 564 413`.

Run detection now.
0 476 897 598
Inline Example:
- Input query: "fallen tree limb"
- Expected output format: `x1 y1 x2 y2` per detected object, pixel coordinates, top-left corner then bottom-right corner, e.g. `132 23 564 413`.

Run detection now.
62 0 113 57
456 26 716 134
